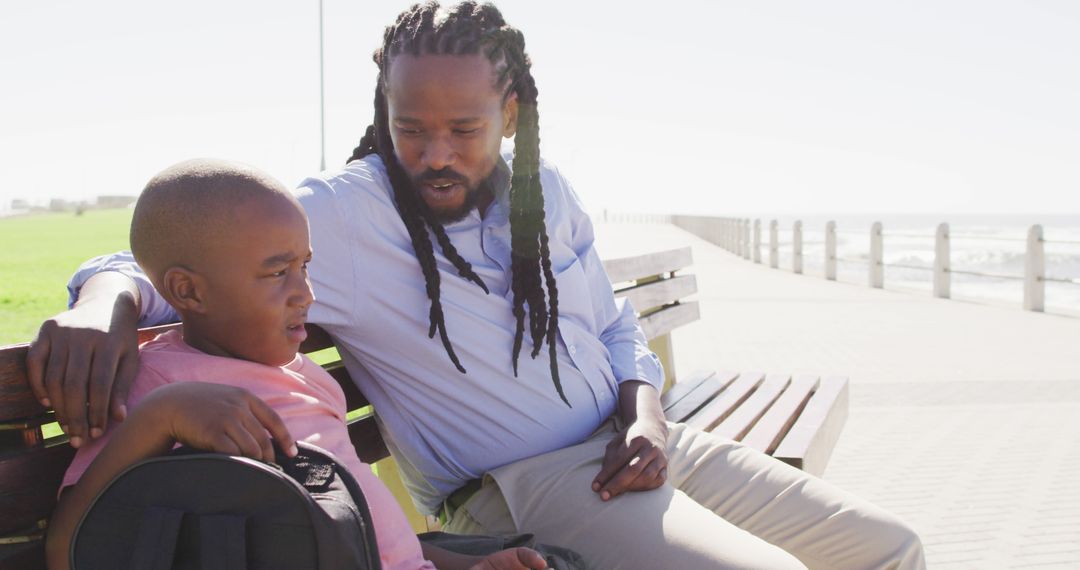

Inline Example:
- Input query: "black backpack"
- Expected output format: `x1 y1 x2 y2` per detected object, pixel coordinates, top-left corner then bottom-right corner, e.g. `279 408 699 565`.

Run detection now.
70 441 381 570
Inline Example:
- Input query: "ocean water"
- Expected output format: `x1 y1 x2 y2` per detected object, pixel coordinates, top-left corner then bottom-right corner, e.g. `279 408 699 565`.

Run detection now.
765 214 1080 315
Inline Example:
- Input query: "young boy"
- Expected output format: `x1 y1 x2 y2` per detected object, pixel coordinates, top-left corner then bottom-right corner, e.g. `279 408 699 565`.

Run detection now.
45 159 550 570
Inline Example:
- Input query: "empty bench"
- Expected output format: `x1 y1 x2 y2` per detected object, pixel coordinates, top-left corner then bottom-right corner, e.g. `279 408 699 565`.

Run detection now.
0 246 848 568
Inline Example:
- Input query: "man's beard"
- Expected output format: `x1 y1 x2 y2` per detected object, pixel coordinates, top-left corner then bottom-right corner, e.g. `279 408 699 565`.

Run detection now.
412 167 493 225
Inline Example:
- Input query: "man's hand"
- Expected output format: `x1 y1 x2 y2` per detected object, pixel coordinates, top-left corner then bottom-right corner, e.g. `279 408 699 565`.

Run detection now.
592 416 669 501
142 382 298 463
26 272 142 449
468 547 549 570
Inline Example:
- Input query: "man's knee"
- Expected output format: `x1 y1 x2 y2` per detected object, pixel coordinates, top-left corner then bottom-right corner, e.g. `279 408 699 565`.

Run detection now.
859 512 926 570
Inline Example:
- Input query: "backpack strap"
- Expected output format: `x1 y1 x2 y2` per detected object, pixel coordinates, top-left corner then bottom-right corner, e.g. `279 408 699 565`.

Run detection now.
129 506 183 570
199 514 248 570
126 508 248 570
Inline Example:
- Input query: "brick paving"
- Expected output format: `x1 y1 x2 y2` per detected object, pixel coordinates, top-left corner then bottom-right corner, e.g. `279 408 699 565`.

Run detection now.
594 221 1080 569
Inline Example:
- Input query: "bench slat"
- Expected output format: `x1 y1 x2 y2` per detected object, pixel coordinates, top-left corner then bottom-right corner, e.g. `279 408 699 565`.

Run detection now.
660 370 717 410
300 323 335 353
663 371 738 424
0 345 41 422
773 375 846 475
0 542 44 570
639 301 700 341
684 372 765 432
739 375 819 455
772 376 850 476
326 363 370 411
0 443 75 536
712 374 792 442
602 247 693 284
347 415 390 465
614 274 697 313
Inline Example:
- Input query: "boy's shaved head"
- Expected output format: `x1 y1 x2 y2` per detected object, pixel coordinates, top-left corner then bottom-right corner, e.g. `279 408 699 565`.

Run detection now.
130 159 296 285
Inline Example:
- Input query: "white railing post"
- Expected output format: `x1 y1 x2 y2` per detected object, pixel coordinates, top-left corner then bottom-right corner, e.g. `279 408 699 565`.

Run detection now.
734 218 740 254
735 218 743 257
793 220 803 274
870 221 884 288
753 219 762 264
825 221 837 280
742 219 751 260
1024 224 1045 312
769 220 778 269
934 223 950 299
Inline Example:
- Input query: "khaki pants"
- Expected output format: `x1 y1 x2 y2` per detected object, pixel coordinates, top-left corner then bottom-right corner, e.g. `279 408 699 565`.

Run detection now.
443 419 925 570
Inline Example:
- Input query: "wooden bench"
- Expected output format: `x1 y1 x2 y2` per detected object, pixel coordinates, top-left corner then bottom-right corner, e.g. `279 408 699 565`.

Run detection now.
0 246 848 569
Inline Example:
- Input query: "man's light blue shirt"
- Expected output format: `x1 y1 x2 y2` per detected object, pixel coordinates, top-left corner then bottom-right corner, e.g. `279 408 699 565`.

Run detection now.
68 154 663 514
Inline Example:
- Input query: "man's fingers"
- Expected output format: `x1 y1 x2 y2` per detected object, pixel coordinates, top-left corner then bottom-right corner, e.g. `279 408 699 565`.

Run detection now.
249 397 296 457
639 457 666 487
86 350 120 438
599 448 660 501
110 353 138 422
592 435 643 491
61 348 92 448
43 341 69 427
25 333 51 406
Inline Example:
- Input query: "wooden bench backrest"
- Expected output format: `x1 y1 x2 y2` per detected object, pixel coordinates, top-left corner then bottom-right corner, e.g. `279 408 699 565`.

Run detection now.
0 247 698 567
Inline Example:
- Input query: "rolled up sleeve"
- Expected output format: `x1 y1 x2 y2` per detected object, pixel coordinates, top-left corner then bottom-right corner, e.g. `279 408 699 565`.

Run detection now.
66 251 179 327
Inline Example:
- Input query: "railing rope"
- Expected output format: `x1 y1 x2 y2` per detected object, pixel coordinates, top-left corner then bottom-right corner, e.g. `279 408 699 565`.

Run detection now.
870 222 884 289
934 223 950 299
1024 224 1045 312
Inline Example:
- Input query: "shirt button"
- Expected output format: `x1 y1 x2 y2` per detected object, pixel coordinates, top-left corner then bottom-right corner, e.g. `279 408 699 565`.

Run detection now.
568 344 577 355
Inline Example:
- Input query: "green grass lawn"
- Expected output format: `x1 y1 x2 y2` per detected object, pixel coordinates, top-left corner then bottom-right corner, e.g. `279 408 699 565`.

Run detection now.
0 209 133 345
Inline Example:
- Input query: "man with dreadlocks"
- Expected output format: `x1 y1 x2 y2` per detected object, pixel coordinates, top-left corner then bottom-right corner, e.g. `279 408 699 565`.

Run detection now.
37 2 924 568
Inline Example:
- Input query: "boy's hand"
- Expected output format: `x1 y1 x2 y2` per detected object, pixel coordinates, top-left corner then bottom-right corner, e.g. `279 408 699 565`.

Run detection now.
469 547 550 570
26 272 141 448
141 382 297 463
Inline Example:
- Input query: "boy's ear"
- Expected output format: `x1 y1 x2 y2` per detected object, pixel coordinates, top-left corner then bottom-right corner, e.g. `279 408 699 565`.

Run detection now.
160 266 208 314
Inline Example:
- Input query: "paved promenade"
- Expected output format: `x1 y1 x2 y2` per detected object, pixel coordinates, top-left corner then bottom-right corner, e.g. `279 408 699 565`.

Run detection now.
594 221 1080 569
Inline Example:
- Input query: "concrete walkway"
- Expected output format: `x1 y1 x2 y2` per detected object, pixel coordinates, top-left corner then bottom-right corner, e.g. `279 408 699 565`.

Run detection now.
594 221 1080 569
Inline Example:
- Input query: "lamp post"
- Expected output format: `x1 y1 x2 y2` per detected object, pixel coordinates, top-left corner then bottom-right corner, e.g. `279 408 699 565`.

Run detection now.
318 0 326 171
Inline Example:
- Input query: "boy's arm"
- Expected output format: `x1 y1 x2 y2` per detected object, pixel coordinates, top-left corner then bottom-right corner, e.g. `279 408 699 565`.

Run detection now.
420 542 550 570
45 382 296 570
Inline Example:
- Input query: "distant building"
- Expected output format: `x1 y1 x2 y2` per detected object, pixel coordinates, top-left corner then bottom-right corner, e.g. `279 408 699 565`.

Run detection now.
49 199 74 212
11 199 29 210
96 195 136 209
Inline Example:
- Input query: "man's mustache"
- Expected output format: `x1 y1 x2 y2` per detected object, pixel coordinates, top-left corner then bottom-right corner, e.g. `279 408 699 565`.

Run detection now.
417 168 467 184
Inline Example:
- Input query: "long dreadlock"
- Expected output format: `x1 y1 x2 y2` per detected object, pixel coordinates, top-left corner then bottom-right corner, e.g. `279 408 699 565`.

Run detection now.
348 1 568 406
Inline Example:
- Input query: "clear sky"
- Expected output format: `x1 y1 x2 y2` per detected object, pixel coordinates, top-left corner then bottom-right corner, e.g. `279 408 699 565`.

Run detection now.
2 0 1078 216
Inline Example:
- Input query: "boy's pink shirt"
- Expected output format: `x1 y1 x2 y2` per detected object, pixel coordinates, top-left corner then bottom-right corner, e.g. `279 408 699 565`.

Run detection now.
62 330 435 570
